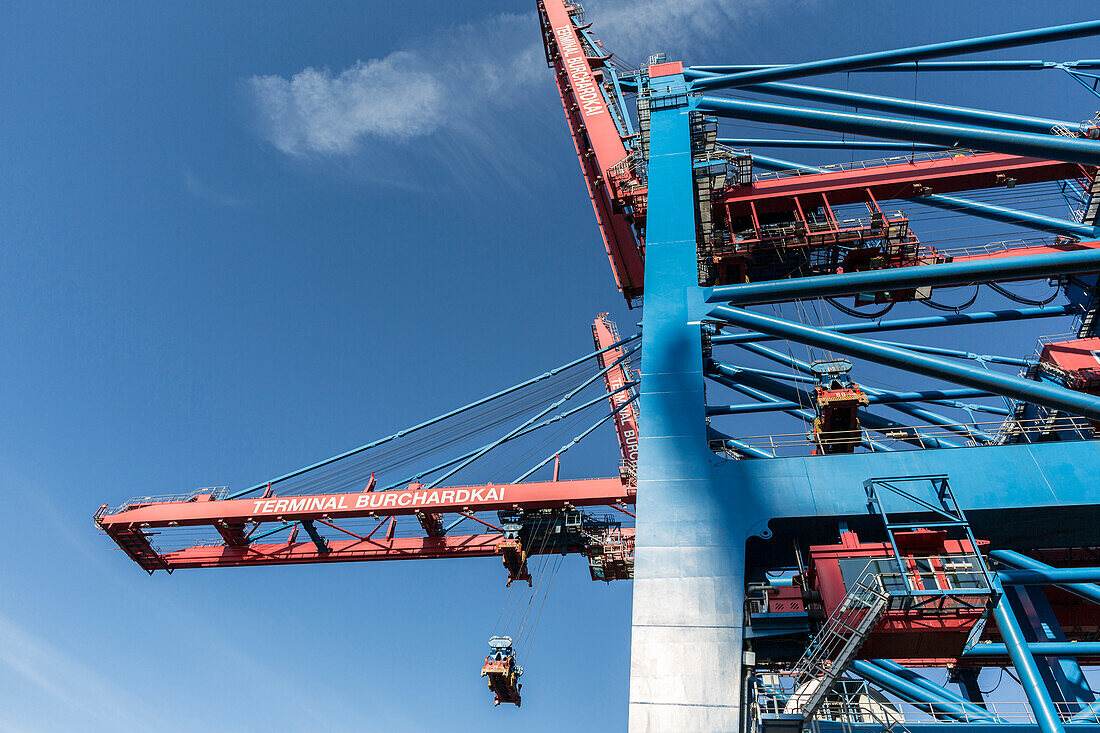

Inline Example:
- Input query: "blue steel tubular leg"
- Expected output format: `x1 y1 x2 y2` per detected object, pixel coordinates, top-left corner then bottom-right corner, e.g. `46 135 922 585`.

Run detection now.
689 22 1100 88
719 138 947 152
692 60 1100 74
726 341 987 442
694 96 1100 166
732 80 1077 134
869 658 1000 721
849 659 996 722
991 550 1100 607
628 68 742 732
708 305 1100 421
709 305 1077 346
710 365 943 450
991 575 1068 733
1004 584 1096 712
950 667 986 705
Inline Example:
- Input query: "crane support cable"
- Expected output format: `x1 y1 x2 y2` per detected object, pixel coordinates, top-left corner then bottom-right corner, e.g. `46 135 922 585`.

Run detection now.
375 380 638 492
511 395 640 484
225 333 640 499
422 345 641 490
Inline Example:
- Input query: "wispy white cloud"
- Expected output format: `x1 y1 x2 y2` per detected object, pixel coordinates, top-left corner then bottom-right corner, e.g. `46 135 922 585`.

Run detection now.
588 0 808 58
245 13 540 162
245 1 817 166
249 52 448 156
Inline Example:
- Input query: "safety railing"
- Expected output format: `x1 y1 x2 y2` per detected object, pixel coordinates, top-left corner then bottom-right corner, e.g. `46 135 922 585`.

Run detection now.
721 416 1098 457
753 676 1100 732
848 555 992 613
103 486 230 516
929 235 1068 261
753 149 979 181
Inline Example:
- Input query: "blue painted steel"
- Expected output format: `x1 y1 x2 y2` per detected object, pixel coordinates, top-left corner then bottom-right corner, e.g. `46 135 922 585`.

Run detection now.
991 575 1067 733
1001 568 1100 584
732 81 1077 134
690 60 1100 74
707 388 993 415
710 305 1076 345
709 365 952 449
849 659 998 722
916 194 1100 240
719 138 946 151
708 362 817 384
992 551 1100 606
873 340 1033 366
709 305 1100 420
724 340 994 441
689 22 1100 89
1064 68 1100 101
707 249 1100 305
694 96 1100 166
1006 585 1096 710
713 438 775 459
224 332 640 499
963 643 1100 674
629 68 743 730
750 153 832 172
249 521 296 541
869 659 1001 720
706 371 855 443
300 519 329 554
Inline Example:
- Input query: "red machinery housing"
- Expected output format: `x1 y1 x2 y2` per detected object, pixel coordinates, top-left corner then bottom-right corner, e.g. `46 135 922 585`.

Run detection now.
807 530 988 660
1040 337 1100 394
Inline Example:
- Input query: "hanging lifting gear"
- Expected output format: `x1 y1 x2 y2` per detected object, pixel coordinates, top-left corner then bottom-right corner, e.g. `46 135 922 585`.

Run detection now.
482 636 524 707
497 523 532 587
811 359 868 454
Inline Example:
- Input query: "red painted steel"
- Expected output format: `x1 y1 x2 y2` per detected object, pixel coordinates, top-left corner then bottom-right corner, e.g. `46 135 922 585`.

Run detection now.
97 478 634 571
809 530 987 660
648 61 683 78
97 477 632 530
163 533 505 569
591 314 639 481
954 239 1100 262
720 153 1082 216
538 0 645 302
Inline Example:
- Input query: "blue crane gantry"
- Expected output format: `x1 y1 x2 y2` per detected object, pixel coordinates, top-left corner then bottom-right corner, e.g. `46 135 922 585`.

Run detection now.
98 2 1100 731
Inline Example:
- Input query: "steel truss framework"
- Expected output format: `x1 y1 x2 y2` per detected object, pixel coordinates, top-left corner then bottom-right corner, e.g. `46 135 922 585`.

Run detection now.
98 2 1100 731
621 17 1100 733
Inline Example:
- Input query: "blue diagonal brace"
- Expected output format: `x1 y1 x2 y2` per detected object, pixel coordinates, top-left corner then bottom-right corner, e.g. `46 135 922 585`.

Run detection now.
709 305 1100 420
690 21 1100 89
695 96 1100 166
300 520 329 554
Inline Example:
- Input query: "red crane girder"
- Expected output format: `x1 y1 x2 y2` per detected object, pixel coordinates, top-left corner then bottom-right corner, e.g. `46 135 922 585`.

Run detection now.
96 478 635 572
720 152 1084 216
538 0 645 302
591 314 639 481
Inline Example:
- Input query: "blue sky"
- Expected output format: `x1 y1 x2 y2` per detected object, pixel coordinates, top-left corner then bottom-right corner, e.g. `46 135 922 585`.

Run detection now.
2 1 1099 730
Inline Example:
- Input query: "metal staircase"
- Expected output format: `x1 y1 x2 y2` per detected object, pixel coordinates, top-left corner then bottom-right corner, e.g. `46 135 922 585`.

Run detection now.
788 569 890 722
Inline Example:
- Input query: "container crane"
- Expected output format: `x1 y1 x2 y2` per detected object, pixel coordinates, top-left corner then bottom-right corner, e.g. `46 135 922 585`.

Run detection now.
98 1 1100 729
